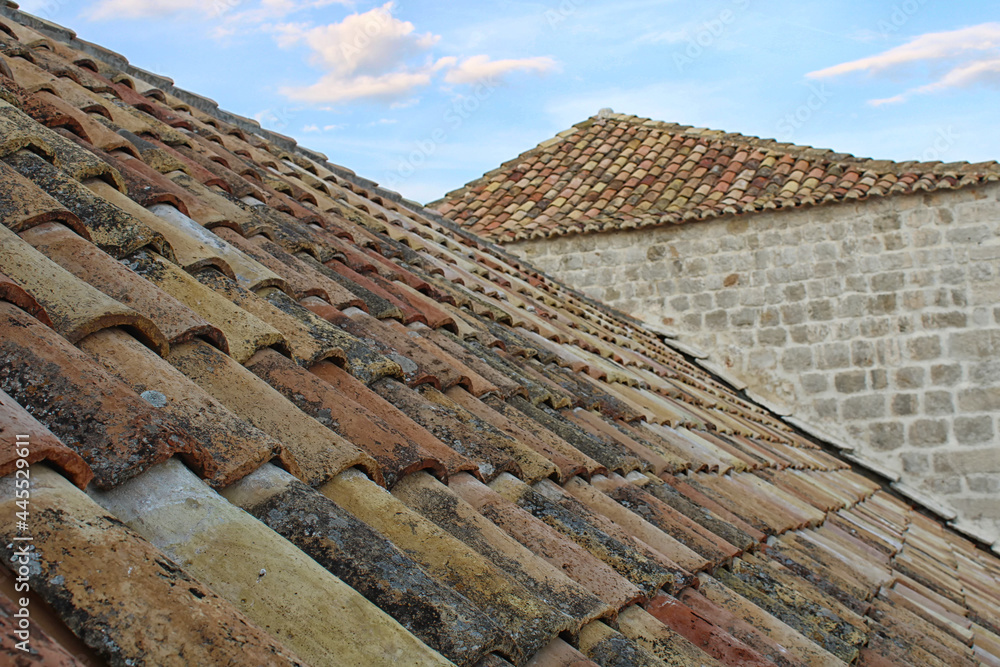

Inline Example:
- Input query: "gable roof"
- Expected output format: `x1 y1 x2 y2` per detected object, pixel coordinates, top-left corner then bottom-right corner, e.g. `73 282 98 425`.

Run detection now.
1 6 1000 666
432 112 1000 243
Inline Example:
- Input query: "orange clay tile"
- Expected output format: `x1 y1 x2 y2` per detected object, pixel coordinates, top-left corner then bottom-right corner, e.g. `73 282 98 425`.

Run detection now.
79 328 280 487
321 469 571 664
434 113 1000 244
374 380 522 481
0 156 81 234
23 222 227 351
0 387 92 488
222 463 514 665
0 268 51 326
0 590 86 666
168 339 380 485
0 301 195 487
393 471 610 629
3 150 169 259
0 466 307 666
2 223 168 352
310 360 481 481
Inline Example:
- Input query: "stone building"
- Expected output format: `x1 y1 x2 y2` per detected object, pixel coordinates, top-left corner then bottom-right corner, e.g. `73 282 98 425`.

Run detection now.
434 112 1000 540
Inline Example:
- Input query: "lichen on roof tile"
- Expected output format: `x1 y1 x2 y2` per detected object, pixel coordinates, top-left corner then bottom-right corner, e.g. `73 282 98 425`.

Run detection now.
434 112 1000 243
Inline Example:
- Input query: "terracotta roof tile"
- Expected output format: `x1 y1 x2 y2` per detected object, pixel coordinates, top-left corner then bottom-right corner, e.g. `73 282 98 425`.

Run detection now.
0 465 308 665
323 469 569 663
80 328 278 487
435 113 1000 243
93 459 447 665
0 267 51 325
396 471 610 628
168 340 379 485
1 224 168 351
0 157 81 234
5 150 168 258
0 388 91 488
24 222 226 350
0 302 196 487
223 463 512 664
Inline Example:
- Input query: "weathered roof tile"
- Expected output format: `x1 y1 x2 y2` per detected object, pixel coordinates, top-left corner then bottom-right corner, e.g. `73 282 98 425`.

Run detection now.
434 113 1000 243
0 465 308 665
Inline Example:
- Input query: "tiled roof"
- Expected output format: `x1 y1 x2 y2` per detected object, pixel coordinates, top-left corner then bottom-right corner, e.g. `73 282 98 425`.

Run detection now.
432 112 1000 243
1 5 1000 666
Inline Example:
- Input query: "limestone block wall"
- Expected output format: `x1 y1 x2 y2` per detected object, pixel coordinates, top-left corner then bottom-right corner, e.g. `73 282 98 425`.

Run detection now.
509 183 1000 541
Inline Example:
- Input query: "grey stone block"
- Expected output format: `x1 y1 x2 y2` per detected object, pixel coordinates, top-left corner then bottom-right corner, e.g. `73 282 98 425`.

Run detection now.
730 307 757 327
946 225 991 244
808 300 833 321
922 311 967 329
869 422 904 451
950 330 1000 360
901 452 930 474
909 419 949 447
969 361 1000 385
870 369 889 390
907 335 942 361
704 310 728 330
921 475 963 495
784 283 806 302
817 342 851 370
892 394 919 416
842 395 885 420
968 475 1000 494
758 307 780 328
924 390 955 415
934 448 1000 475
872 272 905 293
895 366 925 389
958 387 1000 412
869 293 898 315
931 364 962 386
955 416 996 445
851 340 875 367
800 373 828 394
758 327 788 346
835 371 867 394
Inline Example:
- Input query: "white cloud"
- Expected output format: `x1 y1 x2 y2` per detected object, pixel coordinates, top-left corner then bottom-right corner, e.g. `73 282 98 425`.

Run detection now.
390 98 420 110
278 2 438 76
284 69 435 103
277 2 557 104
443 55 558 85
809 23 1000 105
913 56 1000 93
88 0 349 22
277 2 443 103
809 23 1000 78
87 0 210 19
302 123 320 132
91 0 559 105
868 94 906 107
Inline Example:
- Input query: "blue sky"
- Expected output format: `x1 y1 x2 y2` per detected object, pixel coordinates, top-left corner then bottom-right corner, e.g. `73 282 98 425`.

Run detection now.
19 0 1000 203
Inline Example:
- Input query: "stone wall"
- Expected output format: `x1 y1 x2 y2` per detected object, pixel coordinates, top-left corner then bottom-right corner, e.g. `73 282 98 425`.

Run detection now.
509 183 1000 541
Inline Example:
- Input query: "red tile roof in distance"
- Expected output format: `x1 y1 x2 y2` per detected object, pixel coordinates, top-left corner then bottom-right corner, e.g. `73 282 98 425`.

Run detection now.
0 4 999 666
432 112 1000 243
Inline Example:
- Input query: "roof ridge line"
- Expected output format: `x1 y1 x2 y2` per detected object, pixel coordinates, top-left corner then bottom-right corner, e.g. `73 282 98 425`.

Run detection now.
605 111 1000 174
605 112 884 165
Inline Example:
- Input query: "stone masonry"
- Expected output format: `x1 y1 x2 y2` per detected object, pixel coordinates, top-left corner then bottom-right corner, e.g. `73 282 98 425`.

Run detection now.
509 183 1000 541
